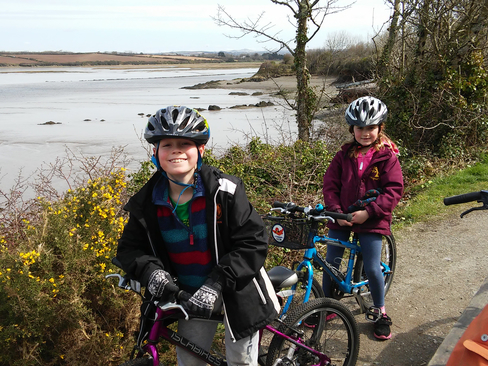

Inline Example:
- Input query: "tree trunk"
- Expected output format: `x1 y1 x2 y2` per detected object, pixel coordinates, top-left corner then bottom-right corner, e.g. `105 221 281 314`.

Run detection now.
295 0 313 142
378 0 401 76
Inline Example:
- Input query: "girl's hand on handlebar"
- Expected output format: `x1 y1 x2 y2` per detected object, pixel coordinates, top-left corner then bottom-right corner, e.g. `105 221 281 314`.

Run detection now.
338 218 353 227
351 210 369 225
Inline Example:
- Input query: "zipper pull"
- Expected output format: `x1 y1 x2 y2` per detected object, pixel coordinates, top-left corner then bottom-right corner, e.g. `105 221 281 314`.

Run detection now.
190 233 194 245
359 162 364 171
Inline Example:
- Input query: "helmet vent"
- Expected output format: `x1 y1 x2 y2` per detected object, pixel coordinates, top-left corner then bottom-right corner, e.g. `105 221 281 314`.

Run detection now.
172 109 179 123
194 121 206 132
147 122 155 131
160 116 170 130
179 116 190 130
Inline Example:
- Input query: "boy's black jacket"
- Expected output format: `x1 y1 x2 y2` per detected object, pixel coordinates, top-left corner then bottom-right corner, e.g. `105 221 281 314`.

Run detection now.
117 164 279 341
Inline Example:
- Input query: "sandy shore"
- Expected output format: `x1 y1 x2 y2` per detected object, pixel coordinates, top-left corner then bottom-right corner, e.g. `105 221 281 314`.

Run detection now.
109 62 338 94
216 74 337 93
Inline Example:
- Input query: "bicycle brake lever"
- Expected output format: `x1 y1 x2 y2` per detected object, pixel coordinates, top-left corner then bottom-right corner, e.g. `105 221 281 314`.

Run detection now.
460 205 487 218
158 302 189 320
315 215 335 223
105 273 129 289
271 207 286 213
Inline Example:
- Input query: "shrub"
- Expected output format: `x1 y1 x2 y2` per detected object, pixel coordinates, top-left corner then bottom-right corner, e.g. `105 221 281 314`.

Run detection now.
0 168 141 366
204 137 333 213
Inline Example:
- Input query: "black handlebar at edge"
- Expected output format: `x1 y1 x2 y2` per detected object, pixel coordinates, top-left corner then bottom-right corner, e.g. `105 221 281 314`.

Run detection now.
443 191 484 206
272 201 353 222
443 190 488 218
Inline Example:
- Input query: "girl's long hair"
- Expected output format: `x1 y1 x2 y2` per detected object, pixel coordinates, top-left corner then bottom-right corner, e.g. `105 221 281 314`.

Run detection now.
347 124 399 158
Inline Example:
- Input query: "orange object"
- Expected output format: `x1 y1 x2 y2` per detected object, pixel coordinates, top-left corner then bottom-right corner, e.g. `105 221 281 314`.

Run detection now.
446 304 488 366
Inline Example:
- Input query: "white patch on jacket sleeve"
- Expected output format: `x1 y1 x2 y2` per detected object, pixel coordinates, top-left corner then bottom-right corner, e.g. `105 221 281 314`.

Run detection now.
260 267 281 314
218 178 237 195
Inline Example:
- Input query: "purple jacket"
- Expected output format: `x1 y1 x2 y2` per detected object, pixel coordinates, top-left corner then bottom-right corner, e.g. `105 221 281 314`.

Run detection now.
322 143 404 236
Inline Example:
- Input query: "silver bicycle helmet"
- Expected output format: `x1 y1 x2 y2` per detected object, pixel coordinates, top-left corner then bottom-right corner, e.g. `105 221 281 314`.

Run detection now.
345 96 388 127
144 106 210 145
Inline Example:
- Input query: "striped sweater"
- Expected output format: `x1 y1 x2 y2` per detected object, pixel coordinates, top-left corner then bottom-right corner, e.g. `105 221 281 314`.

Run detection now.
152 174 214 293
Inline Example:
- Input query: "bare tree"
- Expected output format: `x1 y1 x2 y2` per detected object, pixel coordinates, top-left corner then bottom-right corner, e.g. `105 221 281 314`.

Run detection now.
214 0 350 142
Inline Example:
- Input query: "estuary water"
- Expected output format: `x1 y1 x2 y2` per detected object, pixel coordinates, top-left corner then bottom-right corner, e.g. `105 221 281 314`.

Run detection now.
0 66 296 193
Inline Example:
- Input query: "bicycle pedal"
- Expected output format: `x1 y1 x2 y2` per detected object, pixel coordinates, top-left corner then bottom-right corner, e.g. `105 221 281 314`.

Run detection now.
365 306 382 322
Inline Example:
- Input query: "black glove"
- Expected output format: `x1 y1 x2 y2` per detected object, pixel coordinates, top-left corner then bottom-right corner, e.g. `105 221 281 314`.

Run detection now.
147 269 178 299
181 279 222 319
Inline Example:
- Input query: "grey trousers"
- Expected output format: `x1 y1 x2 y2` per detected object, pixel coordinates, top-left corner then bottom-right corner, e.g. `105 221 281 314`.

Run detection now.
176 315 259 366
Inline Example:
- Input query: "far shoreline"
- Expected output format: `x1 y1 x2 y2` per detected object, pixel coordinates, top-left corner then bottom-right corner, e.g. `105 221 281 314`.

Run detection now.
1 61 338 95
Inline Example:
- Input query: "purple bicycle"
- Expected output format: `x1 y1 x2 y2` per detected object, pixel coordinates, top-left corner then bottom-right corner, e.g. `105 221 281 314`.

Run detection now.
106 259 359 366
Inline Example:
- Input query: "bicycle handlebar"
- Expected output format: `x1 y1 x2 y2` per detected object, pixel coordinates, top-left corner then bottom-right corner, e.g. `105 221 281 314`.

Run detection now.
443 191 484 205
107 257 208 321
272 201 353 222
443 190 488 218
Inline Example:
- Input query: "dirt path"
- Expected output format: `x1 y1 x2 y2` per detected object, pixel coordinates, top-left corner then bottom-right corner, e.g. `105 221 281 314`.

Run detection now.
345 209 488 365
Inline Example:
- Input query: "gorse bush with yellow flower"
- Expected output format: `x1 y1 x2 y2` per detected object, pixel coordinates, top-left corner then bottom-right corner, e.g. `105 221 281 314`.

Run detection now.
0 167 142 366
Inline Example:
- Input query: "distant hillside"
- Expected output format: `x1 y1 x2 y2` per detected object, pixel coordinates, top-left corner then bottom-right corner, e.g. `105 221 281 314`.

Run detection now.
0 52 222 67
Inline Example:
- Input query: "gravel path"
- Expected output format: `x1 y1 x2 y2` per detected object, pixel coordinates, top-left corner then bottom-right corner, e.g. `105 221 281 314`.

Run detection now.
347 209 488 365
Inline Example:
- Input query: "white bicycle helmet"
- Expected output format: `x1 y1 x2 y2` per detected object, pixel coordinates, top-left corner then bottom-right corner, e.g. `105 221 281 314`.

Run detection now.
144 106 210 145
345 96 388 127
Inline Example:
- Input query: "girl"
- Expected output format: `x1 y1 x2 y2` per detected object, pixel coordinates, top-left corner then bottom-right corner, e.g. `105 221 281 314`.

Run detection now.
322 96 404 340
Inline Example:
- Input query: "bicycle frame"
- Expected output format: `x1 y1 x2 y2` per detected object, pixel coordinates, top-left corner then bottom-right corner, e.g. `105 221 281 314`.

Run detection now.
136 302 332 366
282 219 392 315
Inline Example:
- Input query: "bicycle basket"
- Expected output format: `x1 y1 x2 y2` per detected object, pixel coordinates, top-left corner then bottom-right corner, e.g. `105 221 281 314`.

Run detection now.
263 215 312 250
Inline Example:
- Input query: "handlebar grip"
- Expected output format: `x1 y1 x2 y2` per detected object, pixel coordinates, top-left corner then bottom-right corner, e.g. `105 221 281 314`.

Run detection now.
443 191 482 205
323 211 353 222
272 201 304 212
111 257 123 269
272 201 288 208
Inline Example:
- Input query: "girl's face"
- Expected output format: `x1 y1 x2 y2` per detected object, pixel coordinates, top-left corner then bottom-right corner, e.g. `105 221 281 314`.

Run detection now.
155 138 205 183
353 125 380 147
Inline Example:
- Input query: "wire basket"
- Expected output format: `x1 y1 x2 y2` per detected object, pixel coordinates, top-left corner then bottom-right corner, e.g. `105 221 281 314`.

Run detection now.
263 215 312 250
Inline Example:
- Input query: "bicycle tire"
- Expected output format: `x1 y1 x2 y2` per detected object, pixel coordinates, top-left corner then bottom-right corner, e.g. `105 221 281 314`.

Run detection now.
266 298 359 366
353 234 397 309
119 358 164 366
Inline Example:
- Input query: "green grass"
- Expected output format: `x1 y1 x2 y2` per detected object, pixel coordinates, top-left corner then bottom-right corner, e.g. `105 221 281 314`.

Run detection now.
394 154 488 228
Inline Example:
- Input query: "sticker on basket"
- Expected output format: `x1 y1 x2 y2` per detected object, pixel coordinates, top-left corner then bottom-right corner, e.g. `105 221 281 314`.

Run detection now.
271 224 285 243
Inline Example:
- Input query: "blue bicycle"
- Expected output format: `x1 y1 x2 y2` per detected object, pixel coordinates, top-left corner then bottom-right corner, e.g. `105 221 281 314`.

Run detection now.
263 201 397 317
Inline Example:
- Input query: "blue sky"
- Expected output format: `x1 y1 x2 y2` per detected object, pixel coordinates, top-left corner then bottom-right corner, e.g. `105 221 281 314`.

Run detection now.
1 0 392 53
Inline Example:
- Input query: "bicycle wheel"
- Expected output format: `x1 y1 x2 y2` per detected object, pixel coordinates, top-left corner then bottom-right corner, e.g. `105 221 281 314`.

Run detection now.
353 234 397 309
119 358 164 366
266 298 359 366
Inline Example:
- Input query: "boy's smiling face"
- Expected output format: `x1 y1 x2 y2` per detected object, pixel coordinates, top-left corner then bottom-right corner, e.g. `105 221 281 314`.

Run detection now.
155 138 205 183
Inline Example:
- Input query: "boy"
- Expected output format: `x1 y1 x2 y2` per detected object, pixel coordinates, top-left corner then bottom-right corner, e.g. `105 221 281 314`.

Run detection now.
116 106 279 366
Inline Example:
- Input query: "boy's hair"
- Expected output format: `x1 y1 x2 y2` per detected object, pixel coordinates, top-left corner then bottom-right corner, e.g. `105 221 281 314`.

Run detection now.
347 125 398 158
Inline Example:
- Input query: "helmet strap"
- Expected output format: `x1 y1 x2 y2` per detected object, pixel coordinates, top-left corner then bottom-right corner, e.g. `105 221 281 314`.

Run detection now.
152 142 162 170
153 141 199 213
